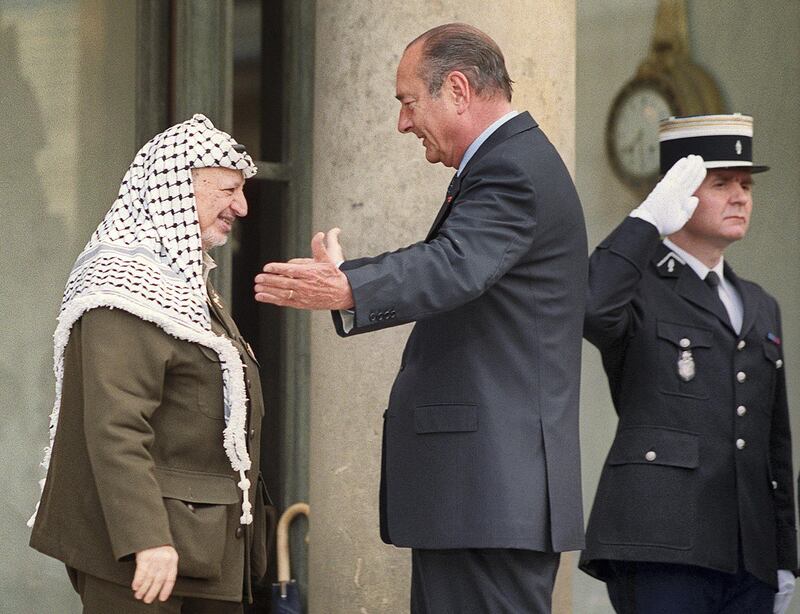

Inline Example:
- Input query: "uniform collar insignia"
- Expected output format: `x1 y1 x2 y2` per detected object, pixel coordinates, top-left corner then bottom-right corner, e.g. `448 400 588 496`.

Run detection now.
655 250 686 277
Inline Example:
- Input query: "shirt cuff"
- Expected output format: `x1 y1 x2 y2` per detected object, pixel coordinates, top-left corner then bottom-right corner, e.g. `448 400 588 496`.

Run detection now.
339 309 354 334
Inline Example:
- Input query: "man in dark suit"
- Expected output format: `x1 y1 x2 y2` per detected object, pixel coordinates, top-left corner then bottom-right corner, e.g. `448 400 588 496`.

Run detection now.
253 22 587 613
580 114 797 614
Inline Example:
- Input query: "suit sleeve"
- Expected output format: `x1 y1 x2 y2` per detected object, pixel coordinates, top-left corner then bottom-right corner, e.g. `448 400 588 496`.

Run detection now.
767 301 798 570
584 216 662 350
80 308 174 561
331 155 538 337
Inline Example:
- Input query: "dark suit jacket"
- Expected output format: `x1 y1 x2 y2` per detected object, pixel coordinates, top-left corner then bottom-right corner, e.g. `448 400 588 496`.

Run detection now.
580 217 797 589
30 299 269 602
333 112 588 552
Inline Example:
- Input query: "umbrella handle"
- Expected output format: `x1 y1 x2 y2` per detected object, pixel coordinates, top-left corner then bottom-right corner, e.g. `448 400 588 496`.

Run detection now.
277 502 310 583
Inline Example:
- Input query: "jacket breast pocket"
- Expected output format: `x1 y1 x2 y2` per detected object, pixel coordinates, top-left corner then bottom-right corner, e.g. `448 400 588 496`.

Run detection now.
155 467 239 580
195 345 225 420
761 341 783 403
414 404 478 434
596 426 699 550
656 320 712 400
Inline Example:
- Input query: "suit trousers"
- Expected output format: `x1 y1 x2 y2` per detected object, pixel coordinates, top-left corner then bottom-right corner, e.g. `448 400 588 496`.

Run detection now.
410 548 560 614
605 561 774 614
67 568 243 614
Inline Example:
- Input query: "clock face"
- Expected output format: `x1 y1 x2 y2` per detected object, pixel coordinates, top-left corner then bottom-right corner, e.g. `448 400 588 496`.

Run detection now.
608 84 673 185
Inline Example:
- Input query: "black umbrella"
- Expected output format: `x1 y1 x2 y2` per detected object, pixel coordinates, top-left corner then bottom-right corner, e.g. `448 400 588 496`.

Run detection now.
271 502 309 614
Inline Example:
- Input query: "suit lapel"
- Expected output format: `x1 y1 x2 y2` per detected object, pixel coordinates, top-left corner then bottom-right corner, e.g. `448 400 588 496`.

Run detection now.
206 280 236 337
653 244 734 333
425 174 462 241
424 112 538 242
726 263 758 337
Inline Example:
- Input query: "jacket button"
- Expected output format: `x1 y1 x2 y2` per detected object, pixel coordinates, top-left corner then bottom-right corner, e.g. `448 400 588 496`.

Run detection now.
736 371 746 383
645 450 656 462
772 480 779 490
736 438 746 450
679 338 690 348
737 340 746 350
776 359 783 369
369 313 376 322
186 503 196 512
235 526 244 539
736 405 747 416
249 428 256 440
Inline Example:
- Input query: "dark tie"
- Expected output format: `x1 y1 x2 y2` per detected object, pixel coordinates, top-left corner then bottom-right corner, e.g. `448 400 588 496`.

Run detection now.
445 173 458 203
426 174 459 240
705 271 731 326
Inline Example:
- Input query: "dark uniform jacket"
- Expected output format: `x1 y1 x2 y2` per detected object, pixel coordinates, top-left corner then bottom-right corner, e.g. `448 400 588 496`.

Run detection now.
30 289 269 603
333 112 588 552
580 217 796 589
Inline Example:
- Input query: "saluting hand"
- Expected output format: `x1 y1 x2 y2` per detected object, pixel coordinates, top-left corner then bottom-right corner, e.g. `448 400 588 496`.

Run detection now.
132 544 178 604
630 154 707 236
254 228 354 310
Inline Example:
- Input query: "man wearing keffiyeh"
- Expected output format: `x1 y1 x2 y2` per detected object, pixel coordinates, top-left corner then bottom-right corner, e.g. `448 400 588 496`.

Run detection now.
28 114 270 612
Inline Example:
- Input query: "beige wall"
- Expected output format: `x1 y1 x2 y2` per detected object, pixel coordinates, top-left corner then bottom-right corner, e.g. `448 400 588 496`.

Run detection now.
576 2 800 612
0 1 136 610
307 1 577 612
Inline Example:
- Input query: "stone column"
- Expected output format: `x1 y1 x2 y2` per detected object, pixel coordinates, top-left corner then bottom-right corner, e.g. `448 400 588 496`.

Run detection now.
308 2 577 612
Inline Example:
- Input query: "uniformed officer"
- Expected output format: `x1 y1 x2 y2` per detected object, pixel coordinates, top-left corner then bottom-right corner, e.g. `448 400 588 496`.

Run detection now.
579 114 797 613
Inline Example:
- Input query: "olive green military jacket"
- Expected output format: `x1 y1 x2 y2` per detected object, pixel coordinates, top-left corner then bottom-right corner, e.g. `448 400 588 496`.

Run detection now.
30 295 268 603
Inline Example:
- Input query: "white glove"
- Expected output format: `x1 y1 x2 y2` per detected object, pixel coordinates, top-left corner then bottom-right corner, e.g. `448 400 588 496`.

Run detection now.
774 569 795 614
629 154 707 236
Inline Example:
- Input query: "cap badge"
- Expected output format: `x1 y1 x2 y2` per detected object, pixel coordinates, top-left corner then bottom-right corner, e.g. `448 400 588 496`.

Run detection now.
735 140 743 155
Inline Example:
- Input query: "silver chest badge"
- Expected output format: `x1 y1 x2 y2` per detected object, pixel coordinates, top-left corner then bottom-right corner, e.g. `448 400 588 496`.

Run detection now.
677 349 695 381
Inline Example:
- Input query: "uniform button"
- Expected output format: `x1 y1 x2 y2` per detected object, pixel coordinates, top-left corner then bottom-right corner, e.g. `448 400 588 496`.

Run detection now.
736 405 747 416
737 340 746 350
186 503 196 512
369 313 376 322
736 371 746 383
235 527 244 539
249 428 256 440
736 438 746 450
679 338 690 348
772 480 779 490
776 359 783 369
645 450 657 462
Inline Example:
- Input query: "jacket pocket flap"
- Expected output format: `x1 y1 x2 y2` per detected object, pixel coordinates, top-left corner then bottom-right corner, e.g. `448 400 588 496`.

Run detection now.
414 404 478 434
607 427 699 469
197 344 221 363
656 321 712 348
763 341 782 363
155 467 239 504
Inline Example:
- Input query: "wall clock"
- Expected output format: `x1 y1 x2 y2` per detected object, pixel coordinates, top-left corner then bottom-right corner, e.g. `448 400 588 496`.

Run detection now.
606 0 725 193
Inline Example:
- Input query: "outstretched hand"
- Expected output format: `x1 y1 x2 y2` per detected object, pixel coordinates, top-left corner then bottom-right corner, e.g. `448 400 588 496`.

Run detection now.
630 155 707 236
254 228 354 310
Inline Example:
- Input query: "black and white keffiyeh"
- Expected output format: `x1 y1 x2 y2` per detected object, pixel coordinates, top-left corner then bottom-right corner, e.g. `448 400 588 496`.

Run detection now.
30 114 258 526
